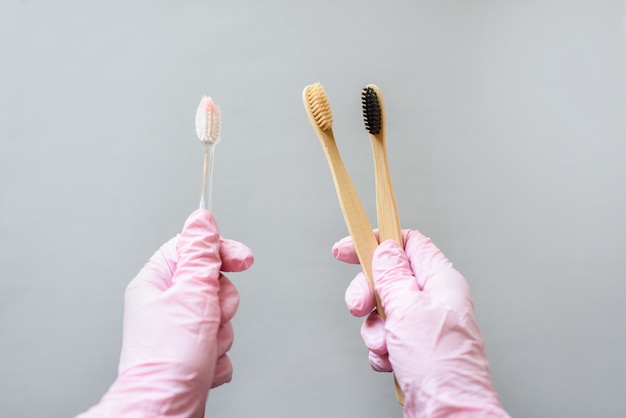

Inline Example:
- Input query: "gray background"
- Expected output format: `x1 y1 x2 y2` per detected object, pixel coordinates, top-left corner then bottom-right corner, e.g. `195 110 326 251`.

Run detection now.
2 1 625 417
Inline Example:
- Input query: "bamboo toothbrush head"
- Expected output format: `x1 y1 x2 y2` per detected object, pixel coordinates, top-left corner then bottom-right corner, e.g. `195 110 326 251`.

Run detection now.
361 84 386 138
362 83 402 245
362 85 382 135
303 83 334 132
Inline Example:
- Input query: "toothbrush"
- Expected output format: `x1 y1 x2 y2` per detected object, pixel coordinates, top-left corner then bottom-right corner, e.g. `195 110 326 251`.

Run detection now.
362 84 403 246
361 84 404 405
302 83 380 307
362 84 405 405
302 82 404 405
195 96 221 211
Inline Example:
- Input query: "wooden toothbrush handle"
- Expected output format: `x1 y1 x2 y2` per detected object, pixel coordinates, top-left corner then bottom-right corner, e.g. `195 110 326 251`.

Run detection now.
318 131 384 314
371 140 405 405
371 138 403 244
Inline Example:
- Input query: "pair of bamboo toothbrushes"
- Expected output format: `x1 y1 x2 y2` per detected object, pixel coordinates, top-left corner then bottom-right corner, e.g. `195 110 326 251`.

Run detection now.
302 83 404 405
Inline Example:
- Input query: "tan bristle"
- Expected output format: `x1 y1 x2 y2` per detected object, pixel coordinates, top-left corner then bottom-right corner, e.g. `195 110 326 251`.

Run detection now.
306 83 333 131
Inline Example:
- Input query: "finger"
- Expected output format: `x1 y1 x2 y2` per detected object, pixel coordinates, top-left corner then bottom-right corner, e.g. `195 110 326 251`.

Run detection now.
403 230 452 289
360 311 388 356
219 275 240 324
161 210 223 330
171 209 221 290
220 238 254 272
403 230 471 308
332 234 362 264
361 313 392 372
216 322 234 357
371 240 421 317
332 229 411 264
369 351 393 373
345 272 376 317
132 234 251 293
211 355 233 388
332 232 380 264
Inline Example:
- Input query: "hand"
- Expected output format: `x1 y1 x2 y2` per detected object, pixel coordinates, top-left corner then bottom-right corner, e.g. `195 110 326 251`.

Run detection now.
77 210 254 418
333 230 509 418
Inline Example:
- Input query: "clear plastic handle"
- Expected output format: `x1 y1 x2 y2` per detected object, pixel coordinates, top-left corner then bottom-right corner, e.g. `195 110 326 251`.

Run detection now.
199 143 216 211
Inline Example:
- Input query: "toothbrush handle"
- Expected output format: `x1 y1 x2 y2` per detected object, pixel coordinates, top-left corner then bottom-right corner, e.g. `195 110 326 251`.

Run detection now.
371 138 405 405
371 139 402 244
199 144 216 211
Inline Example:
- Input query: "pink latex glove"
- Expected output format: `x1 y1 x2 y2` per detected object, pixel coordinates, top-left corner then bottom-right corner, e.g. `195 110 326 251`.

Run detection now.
332 230 510 418
76 209 254 418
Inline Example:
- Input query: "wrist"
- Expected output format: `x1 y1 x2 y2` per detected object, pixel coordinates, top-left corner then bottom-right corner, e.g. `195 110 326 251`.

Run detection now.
402 367 509 418
76 365 209 418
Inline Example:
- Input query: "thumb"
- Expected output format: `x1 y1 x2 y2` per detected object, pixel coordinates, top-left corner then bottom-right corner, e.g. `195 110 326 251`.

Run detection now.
171 209 221 290
372 240 420 317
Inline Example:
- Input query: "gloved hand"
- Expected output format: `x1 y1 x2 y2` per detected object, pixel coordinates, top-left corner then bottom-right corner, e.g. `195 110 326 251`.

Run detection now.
332 230 510 418
76 209 254 418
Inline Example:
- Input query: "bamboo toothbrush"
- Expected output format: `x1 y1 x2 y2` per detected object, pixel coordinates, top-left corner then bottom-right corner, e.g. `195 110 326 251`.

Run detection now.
302 83 380 308
302 82 404 405
362 84 405 405
362 84 403 246
195 96 221 211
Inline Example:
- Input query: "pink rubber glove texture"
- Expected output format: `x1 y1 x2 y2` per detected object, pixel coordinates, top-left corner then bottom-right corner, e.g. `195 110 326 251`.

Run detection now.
333 230 509 418
77 209 253 418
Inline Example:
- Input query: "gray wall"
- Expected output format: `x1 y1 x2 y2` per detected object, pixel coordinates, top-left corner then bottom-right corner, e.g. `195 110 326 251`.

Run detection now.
2 1 626 417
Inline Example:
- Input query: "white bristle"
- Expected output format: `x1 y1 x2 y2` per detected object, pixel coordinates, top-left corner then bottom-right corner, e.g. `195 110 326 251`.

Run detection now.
195 96 221 145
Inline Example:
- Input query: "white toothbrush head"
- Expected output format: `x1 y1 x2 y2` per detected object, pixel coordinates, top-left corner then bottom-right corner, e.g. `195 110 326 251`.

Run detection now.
195 96 221 145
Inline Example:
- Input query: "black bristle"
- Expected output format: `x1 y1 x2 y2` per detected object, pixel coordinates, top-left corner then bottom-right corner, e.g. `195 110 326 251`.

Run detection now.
362 87 382 135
